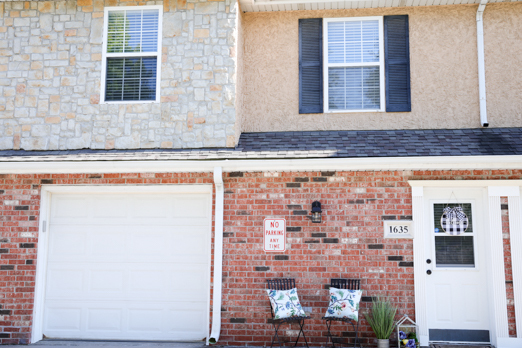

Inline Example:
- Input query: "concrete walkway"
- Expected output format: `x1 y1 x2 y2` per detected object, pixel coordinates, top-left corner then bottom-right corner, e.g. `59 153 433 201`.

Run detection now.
19 341 208 348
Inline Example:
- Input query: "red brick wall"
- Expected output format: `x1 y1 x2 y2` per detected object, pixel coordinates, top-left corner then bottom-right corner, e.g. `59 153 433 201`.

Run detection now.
0 173 215 345
219 169 522 346
1 169 521 345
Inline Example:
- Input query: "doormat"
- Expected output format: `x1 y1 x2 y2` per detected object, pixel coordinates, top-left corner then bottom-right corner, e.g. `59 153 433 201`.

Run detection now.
430 345 493 348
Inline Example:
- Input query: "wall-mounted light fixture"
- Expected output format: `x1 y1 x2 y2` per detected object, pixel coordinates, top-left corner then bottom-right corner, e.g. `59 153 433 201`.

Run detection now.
311 201 322 223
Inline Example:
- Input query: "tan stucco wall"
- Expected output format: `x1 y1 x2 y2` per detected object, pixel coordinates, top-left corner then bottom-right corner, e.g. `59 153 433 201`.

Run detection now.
241 3 522 132
484 3 522 126
234 2 245 145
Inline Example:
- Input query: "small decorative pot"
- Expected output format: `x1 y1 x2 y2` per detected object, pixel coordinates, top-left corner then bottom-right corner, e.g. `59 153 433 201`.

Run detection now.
377 338 390 348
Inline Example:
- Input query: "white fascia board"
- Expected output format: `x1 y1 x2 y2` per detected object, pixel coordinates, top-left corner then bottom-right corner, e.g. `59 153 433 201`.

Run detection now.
1 155 522 174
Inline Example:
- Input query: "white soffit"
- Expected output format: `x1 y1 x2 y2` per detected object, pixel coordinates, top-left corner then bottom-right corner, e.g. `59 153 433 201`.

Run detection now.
240 0 520 13
2 155 522 174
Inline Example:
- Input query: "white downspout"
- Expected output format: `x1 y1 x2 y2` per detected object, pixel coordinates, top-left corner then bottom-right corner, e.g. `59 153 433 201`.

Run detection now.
209 167 224 344
477 0 489 127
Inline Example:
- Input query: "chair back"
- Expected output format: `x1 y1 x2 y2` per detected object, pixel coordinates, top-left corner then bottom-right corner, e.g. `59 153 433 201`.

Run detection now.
331 278 360 290
267 278 296 291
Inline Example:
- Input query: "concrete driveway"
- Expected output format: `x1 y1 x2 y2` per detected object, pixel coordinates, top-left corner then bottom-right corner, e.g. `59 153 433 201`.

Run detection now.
17 341 208 348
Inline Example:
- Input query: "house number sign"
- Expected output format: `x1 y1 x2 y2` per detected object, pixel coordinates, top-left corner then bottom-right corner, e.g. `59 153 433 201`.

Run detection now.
264 218 286 252
383 220 414 239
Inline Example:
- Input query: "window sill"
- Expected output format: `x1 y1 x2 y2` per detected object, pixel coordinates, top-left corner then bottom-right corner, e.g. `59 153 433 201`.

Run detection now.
325 109 385 113
100 100 160 105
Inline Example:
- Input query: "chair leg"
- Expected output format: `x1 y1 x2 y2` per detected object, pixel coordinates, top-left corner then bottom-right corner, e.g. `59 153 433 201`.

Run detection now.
352 320 361 348
270 320 284 348
325 320 335 348
294 319 309 348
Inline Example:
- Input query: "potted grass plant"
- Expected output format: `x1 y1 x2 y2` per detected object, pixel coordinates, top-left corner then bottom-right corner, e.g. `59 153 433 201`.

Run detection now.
364 296 397 348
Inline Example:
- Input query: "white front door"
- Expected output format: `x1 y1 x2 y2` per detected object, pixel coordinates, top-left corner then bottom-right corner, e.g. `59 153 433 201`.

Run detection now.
424 188 491 343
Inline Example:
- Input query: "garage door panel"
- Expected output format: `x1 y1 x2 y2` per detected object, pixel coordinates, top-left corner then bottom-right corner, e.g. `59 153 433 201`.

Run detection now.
49 227 209 264
89 270 124 292
46 268 85 296
131 196 170 218
44 307 82 332
52 196 89 219
92 197 128 218
91 232 126 257
49 229 87 258
45 190 211 341
86 308 122 331
167 308 207 333
44 300 208 340
46 263 208 301
173 195 209 218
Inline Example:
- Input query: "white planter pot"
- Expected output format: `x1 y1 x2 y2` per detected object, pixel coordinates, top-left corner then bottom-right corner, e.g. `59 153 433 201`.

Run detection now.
377 339 390 348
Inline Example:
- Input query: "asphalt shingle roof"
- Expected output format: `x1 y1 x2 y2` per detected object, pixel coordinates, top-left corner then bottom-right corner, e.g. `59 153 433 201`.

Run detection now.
0 128 521 162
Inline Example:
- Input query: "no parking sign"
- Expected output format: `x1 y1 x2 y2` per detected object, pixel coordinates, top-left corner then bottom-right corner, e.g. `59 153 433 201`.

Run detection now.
263 218 286 252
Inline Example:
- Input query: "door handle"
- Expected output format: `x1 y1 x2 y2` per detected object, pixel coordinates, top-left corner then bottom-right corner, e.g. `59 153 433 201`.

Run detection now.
427 270 432 275
426 259 431 264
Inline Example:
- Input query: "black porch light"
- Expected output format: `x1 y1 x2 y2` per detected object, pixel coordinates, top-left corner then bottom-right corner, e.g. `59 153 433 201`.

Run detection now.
311 201 322 223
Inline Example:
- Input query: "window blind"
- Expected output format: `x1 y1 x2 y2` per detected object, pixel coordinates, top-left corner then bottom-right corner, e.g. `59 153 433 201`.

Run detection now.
327 20 381 111
104 8 160 102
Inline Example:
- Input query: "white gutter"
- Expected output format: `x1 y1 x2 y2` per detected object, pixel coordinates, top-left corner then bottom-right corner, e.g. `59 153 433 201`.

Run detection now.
1 155 522 174
477 0 489 127
209 166 224 345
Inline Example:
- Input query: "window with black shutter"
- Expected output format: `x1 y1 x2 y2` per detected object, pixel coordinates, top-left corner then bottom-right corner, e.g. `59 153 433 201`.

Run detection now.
298 15 411 114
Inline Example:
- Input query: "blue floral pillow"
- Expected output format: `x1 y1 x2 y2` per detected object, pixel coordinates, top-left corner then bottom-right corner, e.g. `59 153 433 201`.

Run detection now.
325 287 362 321
266 288 306 319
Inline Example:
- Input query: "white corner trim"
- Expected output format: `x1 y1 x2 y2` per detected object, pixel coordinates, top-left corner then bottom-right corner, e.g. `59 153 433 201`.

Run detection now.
411 186 423 197
411 193 428 346
31 187 51 344
2 155 522 175
488 186 521 197
487 194 510 339
209 167 224 344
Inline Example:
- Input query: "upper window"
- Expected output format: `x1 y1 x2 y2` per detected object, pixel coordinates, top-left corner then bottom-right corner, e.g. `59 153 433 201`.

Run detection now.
298 16 410 114
101 6 162 103
323 17 385 113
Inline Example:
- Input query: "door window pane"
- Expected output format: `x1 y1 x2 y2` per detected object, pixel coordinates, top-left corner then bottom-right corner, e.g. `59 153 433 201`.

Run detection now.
433 203 474 267
434 203 473 233
435 236 475 266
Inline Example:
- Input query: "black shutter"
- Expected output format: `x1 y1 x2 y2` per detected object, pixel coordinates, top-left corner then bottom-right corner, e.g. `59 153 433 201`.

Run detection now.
299 18 323 114
384 15 411 112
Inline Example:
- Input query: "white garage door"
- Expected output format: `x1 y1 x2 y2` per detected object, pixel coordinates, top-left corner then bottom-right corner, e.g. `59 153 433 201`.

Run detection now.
43 191 211 341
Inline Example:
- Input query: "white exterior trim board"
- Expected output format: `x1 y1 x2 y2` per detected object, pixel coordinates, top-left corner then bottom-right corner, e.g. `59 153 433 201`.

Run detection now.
2 155 522 174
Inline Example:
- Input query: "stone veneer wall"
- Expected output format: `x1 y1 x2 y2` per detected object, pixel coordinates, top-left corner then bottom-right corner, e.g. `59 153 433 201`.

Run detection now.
0 0 238 150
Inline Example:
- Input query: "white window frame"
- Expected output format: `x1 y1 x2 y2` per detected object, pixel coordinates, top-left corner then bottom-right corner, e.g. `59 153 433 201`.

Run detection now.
100 5 163 104
323 16 385 113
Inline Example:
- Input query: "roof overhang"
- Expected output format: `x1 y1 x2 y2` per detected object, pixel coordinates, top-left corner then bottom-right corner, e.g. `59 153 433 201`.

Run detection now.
239 0 518 13
1 155 522 174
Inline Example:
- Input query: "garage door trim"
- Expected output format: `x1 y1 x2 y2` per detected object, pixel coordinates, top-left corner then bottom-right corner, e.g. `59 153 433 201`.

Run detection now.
32 184 213 343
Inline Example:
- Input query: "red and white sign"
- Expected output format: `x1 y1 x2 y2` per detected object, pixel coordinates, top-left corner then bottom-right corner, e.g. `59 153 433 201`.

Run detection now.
263 218 286 252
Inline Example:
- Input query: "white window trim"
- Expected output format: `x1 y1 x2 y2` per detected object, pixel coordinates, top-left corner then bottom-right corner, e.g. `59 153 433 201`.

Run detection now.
323 16 385 113
100 5 163 104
